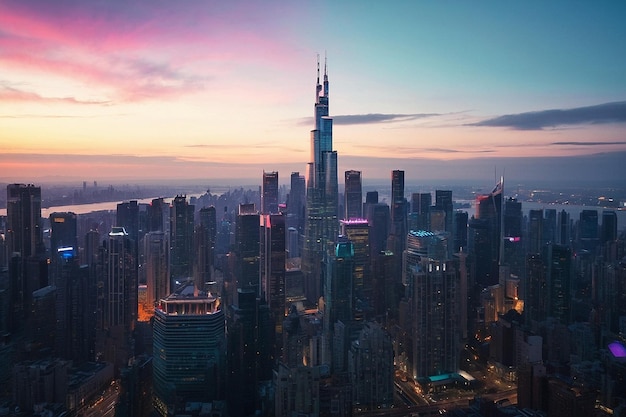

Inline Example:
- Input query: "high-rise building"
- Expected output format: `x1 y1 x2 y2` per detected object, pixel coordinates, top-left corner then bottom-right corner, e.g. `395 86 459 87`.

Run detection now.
411 192 432 231
235 203 261 295
194 206 217 291
143 231 169 316
403 240 459 378
557 209 571 246
262 171 279 214
302 57 338 304
287 172 306 256
435 190 453 235
344 170 362 220
578 209 599 252
6 184 46 328
340 219 371 319
227 288 273 417
49 212 78 258
528 209 544 254
348 321 394 409
170 196 195 283
468 179 503 287
324 240 354 333
601 210 618 244
153 282 225 416
390 170 407 252
6 184 44 259
95 227 138 374
261 213 286 358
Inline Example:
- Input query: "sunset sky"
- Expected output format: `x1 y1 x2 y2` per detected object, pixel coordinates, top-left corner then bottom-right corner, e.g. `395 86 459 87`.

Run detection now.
1 1 625 184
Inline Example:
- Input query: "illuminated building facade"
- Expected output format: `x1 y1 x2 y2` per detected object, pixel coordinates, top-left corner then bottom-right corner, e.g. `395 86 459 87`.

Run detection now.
302 57 338 304
153 282 225 416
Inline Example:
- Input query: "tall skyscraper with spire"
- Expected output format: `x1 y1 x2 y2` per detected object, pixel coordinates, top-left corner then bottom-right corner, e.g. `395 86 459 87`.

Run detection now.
302 56 338 304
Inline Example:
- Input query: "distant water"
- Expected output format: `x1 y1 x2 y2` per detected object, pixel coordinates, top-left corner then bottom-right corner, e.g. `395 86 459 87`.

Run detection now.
0 194 206 217
1 197 624 231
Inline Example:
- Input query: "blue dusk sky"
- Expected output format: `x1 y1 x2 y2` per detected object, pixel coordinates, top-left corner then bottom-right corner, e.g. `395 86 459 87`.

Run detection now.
0 0 625 184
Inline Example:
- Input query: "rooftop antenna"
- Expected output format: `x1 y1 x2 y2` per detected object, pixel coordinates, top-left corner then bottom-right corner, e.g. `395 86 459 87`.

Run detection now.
316 54 322 101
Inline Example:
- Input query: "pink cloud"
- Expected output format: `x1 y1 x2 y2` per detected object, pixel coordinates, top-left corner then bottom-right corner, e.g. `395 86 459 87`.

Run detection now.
0 1 309 103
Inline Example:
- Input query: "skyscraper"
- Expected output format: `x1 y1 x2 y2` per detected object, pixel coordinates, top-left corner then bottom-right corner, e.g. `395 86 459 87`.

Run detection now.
153 282 225 416
390 170 407 256
344 170 362 220
235 203 260 293
49 212 78 258
403 238 459 378
302 57 338 304
194 206 217 291
6 184 46 327
262 171 279 214
170 195 195 284
260 212 286 358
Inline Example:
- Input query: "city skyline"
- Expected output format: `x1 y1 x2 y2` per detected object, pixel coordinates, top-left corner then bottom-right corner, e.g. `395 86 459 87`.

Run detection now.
1 1 626 184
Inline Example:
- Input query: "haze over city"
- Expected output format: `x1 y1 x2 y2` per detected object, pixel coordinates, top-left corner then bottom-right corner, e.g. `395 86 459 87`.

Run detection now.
1 0 625 184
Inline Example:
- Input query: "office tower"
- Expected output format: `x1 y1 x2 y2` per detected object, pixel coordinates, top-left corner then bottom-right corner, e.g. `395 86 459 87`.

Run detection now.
117 200 139 248
262 171 279 214
502 198 523 279
348 322 394 409
324 240 354 333
6 184 47 331
435 189 453 237
601 210 618 243
340 219 371 319
49 212 78 258
101 227 137 373
83 229 100 266
194 206 216 291
143 231 169 315
371 250 400 321
453 211 468 253
525 253 547 325
228 288 273 417
367 203 390 257
557 209 571 246
53 247 92 363
545 244 572 324
468 179 503 287
302 57 338 304
411 192 432 231
578 209 599 252
170 195 195 283
344 170 362 220
390 170 407 253
6 184 44 259
544 208 557 245
235 203 260 293
260 213 286 359
528 209 544 254
153 282 225 416
147 197 169 233
287 172 306 256
404 251 459 378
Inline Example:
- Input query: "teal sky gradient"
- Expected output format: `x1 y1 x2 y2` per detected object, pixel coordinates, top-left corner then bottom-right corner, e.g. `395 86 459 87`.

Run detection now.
0 0 625 183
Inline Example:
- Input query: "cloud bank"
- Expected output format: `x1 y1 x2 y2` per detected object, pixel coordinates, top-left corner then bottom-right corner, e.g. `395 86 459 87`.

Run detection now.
473 101 626 130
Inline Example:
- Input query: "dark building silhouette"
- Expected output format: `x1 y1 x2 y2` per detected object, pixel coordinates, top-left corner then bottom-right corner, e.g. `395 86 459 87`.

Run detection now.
170 195 194 284
261 212 286 360
262 171 279 214
344 170 363 220
194 206 216 291
227 288 273 417
411 192 432 232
